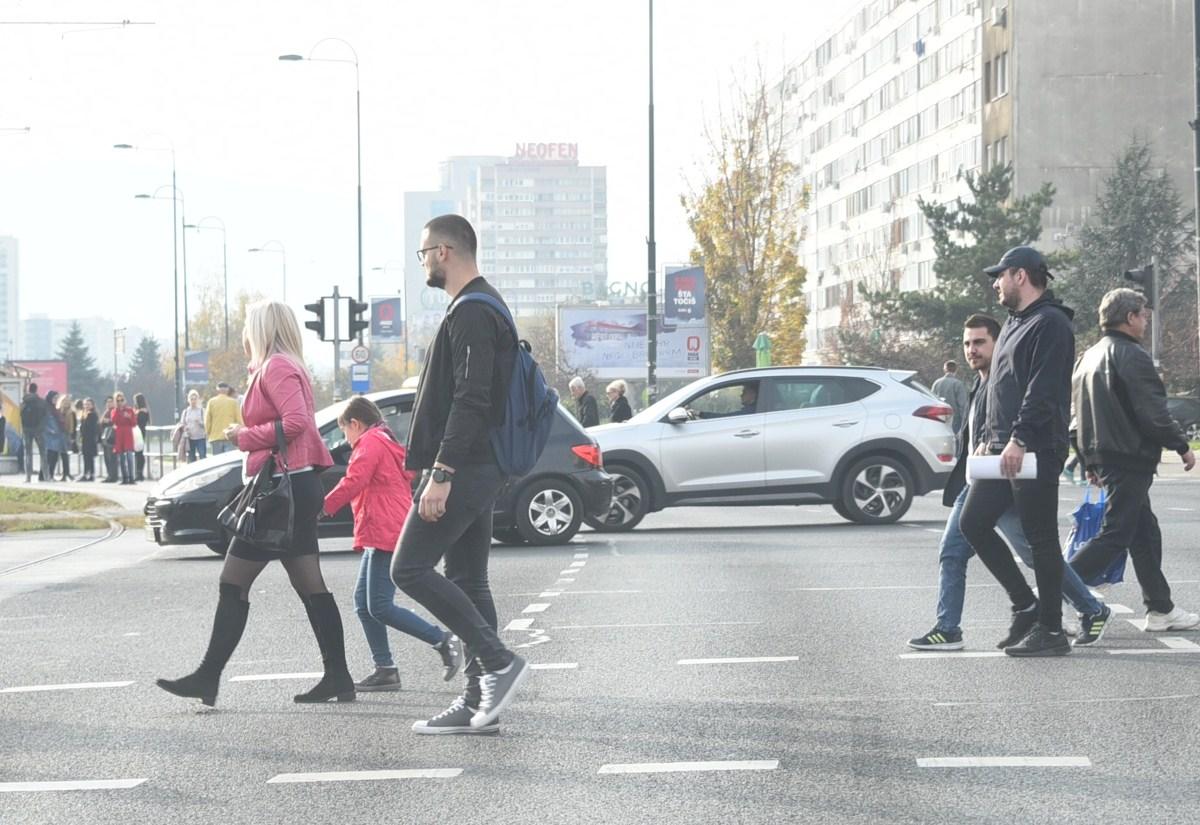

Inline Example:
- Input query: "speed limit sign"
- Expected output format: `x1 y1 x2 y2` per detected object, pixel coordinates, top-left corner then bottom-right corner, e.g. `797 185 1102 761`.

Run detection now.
350 345 370 365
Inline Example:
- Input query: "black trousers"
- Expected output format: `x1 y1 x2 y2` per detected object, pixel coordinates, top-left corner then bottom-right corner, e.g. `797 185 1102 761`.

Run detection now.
102 444 117 480
391 463 511 673
960 467 1065 631
1069 466 1174 614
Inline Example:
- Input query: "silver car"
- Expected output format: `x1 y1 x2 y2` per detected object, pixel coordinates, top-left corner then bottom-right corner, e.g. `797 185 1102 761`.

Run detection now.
585 366 956 530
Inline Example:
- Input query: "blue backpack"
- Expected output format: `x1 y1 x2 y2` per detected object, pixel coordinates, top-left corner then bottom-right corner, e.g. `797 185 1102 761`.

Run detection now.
451 292 559 477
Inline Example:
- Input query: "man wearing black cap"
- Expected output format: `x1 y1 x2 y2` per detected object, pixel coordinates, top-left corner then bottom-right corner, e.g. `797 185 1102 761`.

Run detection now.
958 245 1076 656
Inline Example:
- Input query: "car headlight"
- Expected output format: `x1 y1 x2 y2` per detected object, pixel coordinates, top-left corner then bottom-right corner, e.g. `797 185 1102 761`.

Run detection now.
161 465 237 496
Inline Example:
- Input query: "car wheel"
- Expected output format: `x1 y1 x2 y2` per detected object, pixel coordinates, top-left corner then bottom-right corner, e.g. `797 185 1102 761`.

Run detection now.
515 480 584 545
1186 421 1200 442
830 498 852 520
584 464 648 532
838 456 914 524
492 527 527 545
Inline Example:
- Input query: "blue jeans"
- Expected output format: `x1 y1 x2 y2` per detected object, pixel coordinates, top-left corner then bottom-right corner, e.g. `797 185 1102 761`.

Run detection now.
936 486 1103 633
210 440 234 455
354 548 444 668
117 450 135 483
188 438 207 461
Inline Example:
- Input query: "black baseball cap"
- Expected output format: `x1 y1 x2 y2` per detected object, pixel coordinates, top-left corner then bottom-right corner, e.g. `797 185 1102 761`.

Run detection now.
983 245 1053 279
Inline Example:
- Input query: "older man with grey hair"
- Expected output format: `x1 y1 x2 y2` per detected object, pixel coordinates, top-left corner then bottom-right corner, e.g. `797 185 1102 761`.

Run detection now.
569 376 599 427
1070 287 1198 632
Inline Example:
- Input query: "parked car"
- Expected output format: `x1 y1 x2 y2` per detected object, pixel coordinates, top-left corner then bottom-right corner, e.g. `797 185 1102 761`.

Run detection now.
584 366 955 530
1166 395 1200 442
144 389 613 553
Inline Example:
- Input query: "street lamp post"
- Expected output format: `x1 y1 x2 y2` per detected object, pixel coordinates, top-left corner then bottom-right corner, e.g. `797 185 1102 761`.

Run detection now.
249 241 287 302
371 261 409 378
185 217 229 347
280 39 363 342
646 0 658 404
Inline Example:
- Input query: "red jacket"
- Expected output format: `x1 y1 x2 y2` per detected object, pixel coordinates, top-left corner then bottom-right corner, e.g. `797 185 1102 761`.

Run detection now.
111 406 138 453
322 424 414 551
236 354 332 477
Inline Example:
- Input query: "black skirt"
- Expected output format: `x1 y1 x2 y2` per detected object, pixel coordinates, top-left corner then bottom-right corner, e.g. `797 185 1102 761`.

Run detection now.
228 470 324 562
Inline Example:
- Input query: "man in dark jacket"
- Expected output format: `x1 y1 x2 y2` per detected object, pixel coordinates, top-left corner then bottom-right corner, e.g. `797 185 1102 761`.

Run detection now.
19 382 48 483
392 213 528 735
958 246 1076 657
569 377 600 427
1069 287 1198 631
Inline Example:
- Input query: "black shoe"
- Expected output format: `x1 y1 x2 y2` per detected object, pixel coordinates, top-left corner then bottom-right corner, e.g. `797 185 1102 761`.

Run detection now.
294 592 356 704
1004 623 1071 657
471 654 529 729
906 627 964 651
434 632 464 681
1074 605 1112 647
156 671 220 707
997 602 1039 649
157 583 249 707
354 666 401 692
412 696 499 735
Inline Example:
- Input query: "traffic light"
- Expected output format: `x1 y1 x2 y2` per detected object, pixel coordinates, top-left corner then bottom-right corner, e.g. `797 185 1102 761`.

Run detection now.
1124 263 1156 307
304 300 326 341
348 299 369 339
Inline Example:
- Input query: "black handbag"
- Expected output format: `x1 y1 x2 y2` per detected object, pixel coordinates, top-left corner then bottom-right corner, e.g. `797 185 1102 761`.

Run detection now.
217 421 294 551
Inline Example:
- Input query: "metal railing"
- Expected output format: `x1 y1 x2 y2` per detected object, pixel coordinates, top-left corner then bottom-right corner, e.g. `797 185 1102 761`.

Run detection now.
145 425 181 481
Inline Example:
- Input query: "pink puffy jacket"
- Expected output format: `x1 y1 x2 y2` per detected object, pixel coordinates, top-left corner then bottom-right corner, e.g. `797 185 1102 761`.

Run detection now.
236 354 332 477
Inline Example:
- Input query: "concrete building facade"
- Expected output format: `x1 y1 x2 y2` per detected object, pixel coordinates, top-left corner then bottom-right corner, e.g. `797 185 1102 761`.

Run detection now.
0 237 17 363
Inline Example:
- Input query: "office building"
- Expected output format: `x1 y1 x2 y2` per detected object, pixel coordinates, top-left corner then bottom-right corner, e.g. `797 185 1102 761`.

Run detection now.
0 237 17 363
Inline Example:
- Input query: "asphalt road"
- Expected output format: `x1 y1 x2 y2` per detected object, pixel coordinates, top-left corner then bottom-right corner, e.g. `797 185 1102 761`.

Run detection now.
3 479 1200 824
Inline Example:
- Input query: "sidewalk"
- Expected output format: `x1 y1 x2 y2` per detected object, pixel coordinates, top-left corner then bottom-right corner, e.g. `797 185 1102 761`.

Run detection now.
1158 450 1198 480
0 474 153 513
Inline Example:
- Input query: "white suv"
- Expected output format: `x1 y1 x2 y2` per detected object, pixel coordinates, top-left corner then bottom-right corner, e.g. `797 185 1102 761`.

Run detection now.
585 366 956 530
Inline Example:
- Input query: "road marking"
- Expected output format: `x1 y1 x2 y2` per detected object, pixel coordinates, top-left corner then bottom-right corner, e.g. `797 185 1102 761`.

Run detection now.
267 769 461 784
122 632 141 637
1 681 135 694
552 621 762 630
678 656 798 665
504 618 535 631
924 528 943 534
559 569 581 575
1168 507 1195 512
543 589 641 595
0 778 148 793
1159 637 1200 650
1126 618 1148 631
786 585 990 592
530 662 578 670
522 603 550 614
0 615 49 622
228 672 323 682
538 591 562 598
569 561 586 568
1107 648 1200 656
935 693 1200 707
555 578 575 584
573 553 589 559
598 760 778 775
1107 603 1134 615
899 652 1006 660
917 757 1090 768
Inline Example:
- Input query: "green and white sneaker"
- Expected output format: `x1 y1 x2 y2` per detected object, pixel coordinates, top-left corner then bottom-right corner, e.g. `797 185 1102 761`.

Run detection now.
906 627 964 651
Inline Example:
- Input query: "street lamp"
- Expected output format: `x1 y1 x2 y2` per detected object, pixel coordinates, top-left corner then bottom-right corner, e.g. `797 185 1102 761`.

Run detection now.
372 261 409 378
134 186 191 350
279 38 363 342
185 216 229 347
116 137 184 416
248 241 287 302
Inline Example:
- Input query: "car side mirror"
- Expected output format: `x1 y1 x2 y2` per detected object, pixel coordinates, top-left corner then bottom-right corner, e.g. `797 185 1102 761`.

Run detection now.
667 407 690 424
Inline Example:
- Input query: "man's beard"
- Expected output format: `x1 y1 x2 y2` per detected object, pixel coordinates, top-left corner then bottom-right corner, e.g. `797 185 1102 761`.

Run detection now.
426 266 446 289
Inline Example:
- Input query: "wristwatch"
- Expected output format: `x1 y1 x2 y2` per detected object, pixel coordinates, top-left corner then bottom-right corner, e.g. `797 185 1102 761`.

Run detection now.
431 467 454 484
1010 435 1027 449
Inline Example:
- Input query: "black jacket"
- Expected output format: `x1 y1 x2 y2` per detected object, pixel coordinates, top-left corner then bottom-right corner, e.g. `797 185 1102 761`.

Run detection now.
1072 330 1189 472
576 392 600 427
20 391 47 433
943 374 987 505
984 291 1075 461
80 411 100 456
610 394 633 423
406 277 516 471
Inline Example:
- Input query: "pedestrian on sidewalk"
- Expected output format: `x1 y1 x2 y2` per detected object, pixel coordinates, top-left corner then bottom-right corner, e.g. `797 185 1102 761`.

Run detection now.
931 360 968 438
80 398 99 481
111 392 138 485
99 396 118 483
205 382 242 456
958 246 1076 657
908 314 1111 652
58 394 76 481
1069 287 1199 632
606 379 633 423
322 396 463 693
157 300 351 708
134 393 150 481
19 382 48 482
181 390 207 462
569 377 600 427
42 390 67 482
393 214 529 735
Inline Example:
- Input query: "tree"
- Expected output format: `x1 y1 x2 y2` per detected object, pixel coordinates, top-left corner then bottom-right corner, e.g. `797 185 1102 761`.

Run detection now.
1056 138 1197 391
123 336 174 424
836 164 1056 378
682 71 808 370
57 322 106 401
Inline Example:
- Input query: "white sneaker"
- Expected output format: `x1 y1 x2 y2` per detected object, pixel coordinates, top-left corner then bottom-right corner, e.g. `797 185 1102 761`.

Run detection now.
1144 607 1200 632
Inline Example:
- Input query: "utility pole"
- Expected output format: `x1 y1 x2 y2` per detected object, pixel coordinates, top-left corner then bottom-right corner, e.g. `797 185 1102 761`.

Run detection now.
1192 0 1200 376
332 285 343 402
646 0 658 404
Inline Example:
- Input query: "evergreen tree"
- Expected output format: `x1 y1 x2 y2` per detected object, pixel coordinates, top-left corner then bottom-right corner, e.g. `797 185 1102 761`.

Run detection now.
123 336 174 423
57 322 106 400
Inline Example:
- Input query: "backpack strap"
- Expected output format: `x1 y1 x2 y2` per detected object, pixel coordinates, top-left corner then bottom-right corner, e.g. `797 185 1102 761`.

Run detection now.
450 292 518 341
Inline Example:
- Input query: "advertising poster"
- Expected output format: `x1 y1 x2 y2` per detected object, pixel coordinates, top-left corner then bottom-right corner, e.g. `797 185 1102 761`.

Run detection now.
557 306 709 379
184 351 210 385
370 296 404 341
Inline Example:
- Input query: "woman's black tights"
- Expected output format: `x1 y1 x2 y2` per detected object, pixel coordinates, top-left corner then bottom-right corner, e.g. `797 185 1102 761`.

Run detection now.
218 554 329 601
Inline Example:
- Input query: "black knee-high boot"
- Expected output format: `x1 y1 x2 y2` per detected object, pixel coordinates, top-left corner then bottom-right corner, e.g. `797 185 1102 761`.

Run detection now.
157 583 249 706
294 592 355 703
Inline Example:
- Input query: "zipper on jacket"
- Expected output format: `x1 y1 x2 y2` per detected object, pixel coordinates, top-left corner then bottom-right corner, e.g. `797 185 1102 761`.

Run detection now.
465 345 471 380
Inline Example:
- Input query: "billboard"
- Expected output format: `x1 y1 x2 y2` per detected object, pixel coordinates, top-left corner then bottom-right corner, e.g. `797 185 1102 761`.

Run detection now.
370 296 404 342
665 265 706 323
557 306 709 380
11 361 68 396
184 351 209 385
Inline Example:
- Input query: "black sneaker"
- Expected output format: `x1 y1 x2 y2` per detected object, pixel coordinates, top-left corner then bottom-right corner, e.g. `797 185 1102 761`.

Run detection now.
471 654 529 729
1004 623 1071 657
1074 605 1112 647
412 696 499 735
997 602 1039 649
434 632 463 682
906 627 964 651
355 666 401 692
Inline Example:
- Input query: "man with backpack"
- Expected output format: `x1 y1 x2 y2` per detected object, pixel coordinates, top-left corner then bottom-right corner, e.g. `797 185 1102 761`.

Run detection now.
392 214 531 735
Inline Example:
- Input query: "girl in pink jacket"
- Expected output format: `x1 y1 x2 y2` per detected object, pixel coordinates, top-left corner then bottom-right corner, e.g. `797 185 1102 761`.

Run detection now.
323 396 462 691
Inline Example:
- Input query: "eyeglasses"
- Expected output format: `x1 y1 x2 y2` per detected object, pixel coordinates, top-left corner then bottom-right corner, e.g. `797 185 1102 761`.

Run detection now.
416 244 453 263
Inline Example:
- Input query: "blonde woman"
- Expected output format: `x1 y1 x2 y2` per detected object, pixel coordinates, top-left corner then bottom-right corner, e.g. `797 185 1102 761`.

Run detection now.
180 390 207 462
157 301 350 707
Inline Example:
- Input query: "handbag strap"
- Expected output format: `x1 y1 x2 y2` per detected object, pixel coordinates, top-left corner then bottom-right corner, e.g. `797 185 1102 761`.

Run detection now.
272 420 290 472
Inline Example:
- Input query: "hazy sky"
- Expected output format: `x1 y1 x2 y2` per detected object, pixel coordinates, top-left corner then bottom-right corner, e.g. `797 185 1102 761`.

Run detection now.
1 0 839 365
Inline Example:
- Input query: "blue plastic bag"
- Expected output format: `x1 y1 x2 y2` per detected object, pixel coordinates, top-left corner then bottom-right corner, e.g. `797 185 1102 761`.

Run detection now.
1064 486 1126 585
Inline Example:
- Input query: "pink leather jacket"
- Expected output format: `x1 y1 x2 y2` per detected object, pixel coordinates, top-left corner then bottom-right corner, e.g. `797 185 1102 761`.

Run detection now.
236 354 332 477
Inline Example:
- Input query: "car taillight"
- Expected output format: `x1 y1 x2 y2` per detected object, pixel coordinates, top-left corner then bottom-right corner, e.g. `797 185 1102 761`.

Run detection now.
913 404 953 424
571 443 602 468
